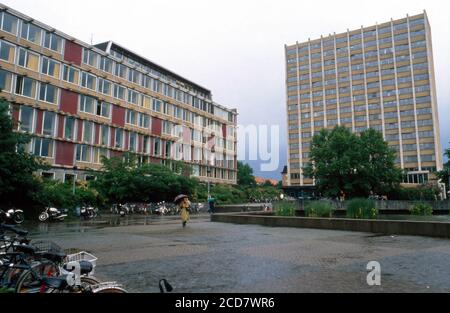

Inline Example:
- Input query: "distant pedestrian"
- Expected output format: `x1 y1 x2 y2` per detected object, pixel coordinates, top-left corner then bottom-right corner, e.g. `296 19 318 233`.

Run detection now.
174 194 191 228
208 198 216 214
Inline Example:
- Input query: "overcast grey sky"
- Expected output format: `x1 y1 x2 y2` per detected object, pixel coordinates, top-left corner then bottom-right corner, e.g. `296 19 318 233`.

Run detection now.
4 0 449 179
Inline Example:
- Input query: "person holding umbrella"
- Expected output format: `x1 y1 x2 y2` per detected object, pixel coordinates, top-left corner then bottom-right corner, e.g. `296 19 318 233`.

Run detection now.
174 194 191 228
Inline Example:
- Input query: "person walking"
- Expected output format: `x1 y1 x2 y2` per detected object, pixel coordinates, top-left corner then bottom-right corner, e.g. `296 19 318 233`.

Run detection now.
174 194 191 228
208 197 216 214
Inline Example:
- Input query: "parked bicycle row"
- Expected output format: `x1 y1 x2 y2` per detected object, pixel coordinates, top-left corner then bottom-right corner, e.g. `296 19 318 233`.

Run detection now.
111 202 206 217
0 223 127 293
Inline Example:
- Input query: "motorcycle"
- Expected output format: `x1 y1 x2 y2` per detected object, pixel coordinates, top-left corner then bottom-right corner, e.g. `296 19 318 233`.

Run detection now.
154 202 168 215
0 208 25 225
112 204 127 217
80 206 97 220
38 207 68 222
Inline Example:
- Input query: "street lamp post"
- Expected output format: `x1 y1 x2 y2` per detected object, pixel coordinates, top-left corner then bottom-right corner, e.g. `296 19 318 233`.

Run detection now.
72 166 78 195
447 166 450 200
207 166 211 200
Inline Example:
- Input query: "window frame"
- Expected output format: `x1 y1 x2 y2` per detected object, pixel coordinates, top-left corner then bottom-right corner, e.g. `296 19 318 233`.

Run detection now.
39 83 59 104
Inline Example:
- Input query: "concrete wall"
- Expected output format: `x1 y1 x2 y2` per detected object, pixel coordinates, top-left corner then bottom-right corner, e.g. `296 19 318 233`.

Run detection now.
211 213 450 239
215 204 271 213
275 200 450 213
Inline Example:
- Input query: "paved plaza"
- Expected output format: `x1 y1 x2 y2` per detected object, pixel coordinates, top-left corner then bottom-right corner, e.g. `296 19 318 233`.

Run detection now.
25 215 450 293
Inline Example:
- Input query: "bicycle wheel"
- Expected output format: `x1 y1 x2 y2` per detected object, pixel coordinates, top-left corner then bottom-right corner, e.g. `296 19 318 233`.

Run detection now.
15 269 41 293
94 287 127 293
15 262 60 293
81 276 101 286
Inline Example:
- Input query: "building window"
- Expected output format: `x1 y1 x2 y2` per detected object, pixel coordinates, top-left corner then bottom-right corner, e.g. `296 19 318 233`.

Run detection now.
139 113 150 128
19 106 34 132
98 102 111 118
128 89 139 104
20 22 42 45
154 138 161 156
64 116 75 140
114 63 127 79
141 95 151 109
93 147 108 164
81 72 96 90
62 65 79 84
33 138 53 158
128 69 141 85
115 128 123 148
100 56 114 74
152 98 162 112
43 32 63 53
82 49 99 67
100 125 109 146
39 83 59 104
0 40 15 63
41 172 55 180
82 121 93 144
15 76 37 99
0 69 13 92
76 144 92 163
79 94 96 114
126 109 137 125
17 48 39 71
41 57 61 78
111 84 125 100
42 111 56 136
143 136 151 154
129 133 137 152
97 78 112 96
0 12 19 35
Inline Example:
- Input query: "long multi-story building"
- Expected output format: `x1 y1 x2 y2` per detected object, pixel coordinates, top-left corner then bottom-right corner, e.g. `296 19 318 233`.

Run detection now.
0 4 238 185
285 11 443 191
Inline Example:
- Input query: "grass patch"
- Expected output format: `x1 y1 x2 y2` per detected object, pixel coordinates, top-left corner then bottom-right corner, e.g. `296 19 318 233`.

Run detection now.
273 202 296 217
346 198 379 219
410 203 433 216
305 201 333 218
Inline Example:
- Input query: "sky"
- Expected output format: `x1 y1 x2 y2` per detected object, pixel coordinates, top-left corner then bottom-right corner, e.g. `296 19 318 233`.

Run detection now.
3 0 449 179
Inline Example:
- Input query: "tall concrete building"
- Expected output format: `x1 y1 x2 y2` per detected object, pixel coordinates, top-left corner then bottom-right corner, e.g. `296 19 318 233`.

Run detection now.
284 12 442 192
0 4 238 185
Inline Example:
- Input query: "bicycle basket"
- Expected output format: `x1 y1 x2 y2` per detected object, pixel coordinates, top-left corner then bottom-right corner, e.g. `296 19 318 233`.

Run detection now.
32 240 65 254
65 251 98 275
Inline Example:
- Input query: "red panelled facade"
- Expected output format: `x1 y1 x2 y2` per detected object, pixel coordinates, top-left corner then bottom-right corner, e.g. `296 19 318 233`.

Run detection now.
77 119 83 141
57 115 65 138
35 110 43 134
55 141 75 166
12 105 19 128
151 117 162 136
1 6 237 184
112 105 125 127
60 89 79 115
63 41 83 66
94 124 100 145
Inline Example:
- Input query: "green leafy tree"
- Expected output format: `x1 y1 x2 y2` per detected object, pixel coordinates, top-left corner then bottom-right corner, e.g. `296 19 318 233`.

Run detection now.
436 144 449 191
91 153 199 204
211 184 246 205
0 99 48 210
357 128 403 196
305 126 402 198
237 161 256 187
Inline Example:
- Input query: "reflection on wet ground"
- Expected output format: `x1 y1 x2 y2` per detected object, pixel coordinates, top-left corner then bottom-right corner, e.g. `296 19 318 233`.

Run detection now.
21 213 450 293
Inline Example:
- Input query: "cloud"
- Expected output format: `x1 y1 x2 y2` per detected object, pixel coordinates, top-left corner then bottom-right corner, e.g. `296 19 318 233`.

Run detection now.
3 0 449 177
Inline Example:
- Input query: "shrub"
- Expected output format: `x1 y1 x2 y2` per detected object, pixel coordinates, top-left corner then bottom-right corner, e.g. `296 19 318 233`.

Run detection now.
410 203 433 216
0 287 14 293
305 201 333 217
346 198 378 219
274 201 296 217
388 184 441 201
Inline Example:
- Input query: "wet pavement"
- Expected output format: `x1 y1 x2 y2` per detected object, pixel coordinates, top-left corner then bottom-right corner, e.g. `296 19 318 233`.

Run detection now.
22 214 450 293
